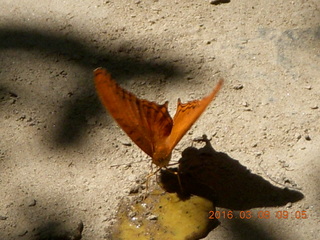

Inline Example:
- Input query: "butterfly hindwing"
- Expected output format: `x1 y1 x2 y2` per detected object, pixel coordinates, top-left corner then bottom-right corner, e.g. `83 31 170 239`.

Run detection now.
94 68 173 157
167 79 223 152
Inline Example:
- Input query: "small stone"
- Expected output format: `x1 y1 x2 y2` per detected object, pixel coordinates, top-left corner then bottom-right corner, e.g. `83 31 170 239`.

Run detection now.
311 105 318 109
18 230 28 237
295 134 301 141
304 205 310 210
128 211 136 218
9 92 18 98
241 101 249 107
147 214 158 221
0 215 8 220
305 135 311 141
129 185 140 194
60 70 67 76
28 199 36 207
233 84 243 90
86 116 97 125
18 115 26 121
285 202 292 208
118 137 132 146
255 152 262 157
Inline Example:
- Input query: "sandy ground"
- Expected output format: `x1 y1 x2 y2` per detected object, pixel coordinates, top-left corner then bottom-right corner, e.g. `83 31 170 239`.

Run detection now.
1 0 319 239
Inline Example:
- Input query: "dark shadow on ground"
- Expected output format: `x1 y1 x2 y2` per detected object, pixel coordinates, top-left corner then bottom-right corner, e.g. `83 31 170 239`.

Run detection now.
12 195 84 240
159 136 304 239
0 27 179 79
33 221 83 240
227 219 279 240
160 136 304 210
0 26 183 146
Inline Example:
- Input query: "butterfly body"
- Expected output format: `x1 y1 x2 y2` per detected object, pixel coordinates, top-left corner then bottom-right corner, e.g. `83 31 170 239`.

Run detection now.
152 142 172 167
94 68 223 168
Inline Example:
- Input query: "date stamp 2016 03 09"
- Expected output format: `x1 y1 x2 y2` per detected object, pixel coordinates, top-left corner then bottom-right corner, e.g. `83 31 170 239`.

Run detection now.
208 210 308 220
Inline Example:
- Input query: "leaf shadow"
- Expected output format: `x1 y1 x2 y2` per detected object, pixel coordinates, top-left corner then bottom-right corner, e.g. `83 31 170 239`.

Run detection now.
33 221 83 240
0 26 183 147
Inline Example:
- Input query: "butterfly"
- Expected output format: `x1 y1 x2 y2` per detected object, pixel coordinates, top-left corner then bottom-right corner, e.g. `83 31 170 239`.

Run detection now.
94 68 223 168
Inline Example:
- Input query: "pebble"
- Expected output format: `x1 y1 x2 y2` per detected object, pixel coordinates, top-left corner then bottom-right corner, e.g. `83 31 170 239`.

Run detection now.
118 137 132 146
255 152 262 157
128 211 137 219
86 116 97 125
147 214 158 221
233 84 243 90
28 199 37 207
241 101 249 107
305 135 311 141
18 230 28 237
9 92 18 98
295 133 301 141
129 185 140 194
0 215 7 220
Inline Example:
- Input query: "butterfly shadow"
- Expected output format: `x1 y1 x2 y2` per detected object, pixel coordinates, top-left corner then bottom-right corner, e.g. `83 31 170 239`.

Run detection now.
160 138 304 210
158 138 304 238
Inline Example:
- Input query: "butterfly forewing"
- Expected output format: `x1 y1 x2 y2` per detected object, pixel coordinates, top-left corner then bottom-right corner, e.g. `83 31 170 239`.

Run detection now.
94 68 173 158
167 79 223 152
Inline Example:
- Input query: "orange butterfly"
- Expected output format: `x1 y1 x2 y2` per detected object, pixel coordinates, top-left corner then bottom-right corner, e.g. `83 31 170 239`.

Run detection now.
94 68 223 168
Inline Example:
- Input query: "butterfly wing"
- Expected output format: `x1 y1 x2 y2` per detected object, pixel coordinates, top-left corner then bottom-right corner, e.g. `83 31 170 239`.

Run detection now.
94 68 173 158
167 79 223 151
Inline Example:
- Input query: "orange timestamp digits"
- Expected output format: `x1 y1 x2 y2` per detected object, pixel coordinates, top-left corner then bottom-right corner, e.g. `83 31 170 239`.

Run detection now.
209 210 254 220
275 210 308 219
209 210 308 220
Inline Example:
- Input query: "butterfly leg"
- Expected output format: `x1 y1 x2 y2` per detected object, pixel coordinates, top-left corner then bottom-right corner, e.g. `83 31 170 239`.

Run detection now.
145 164 162 197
